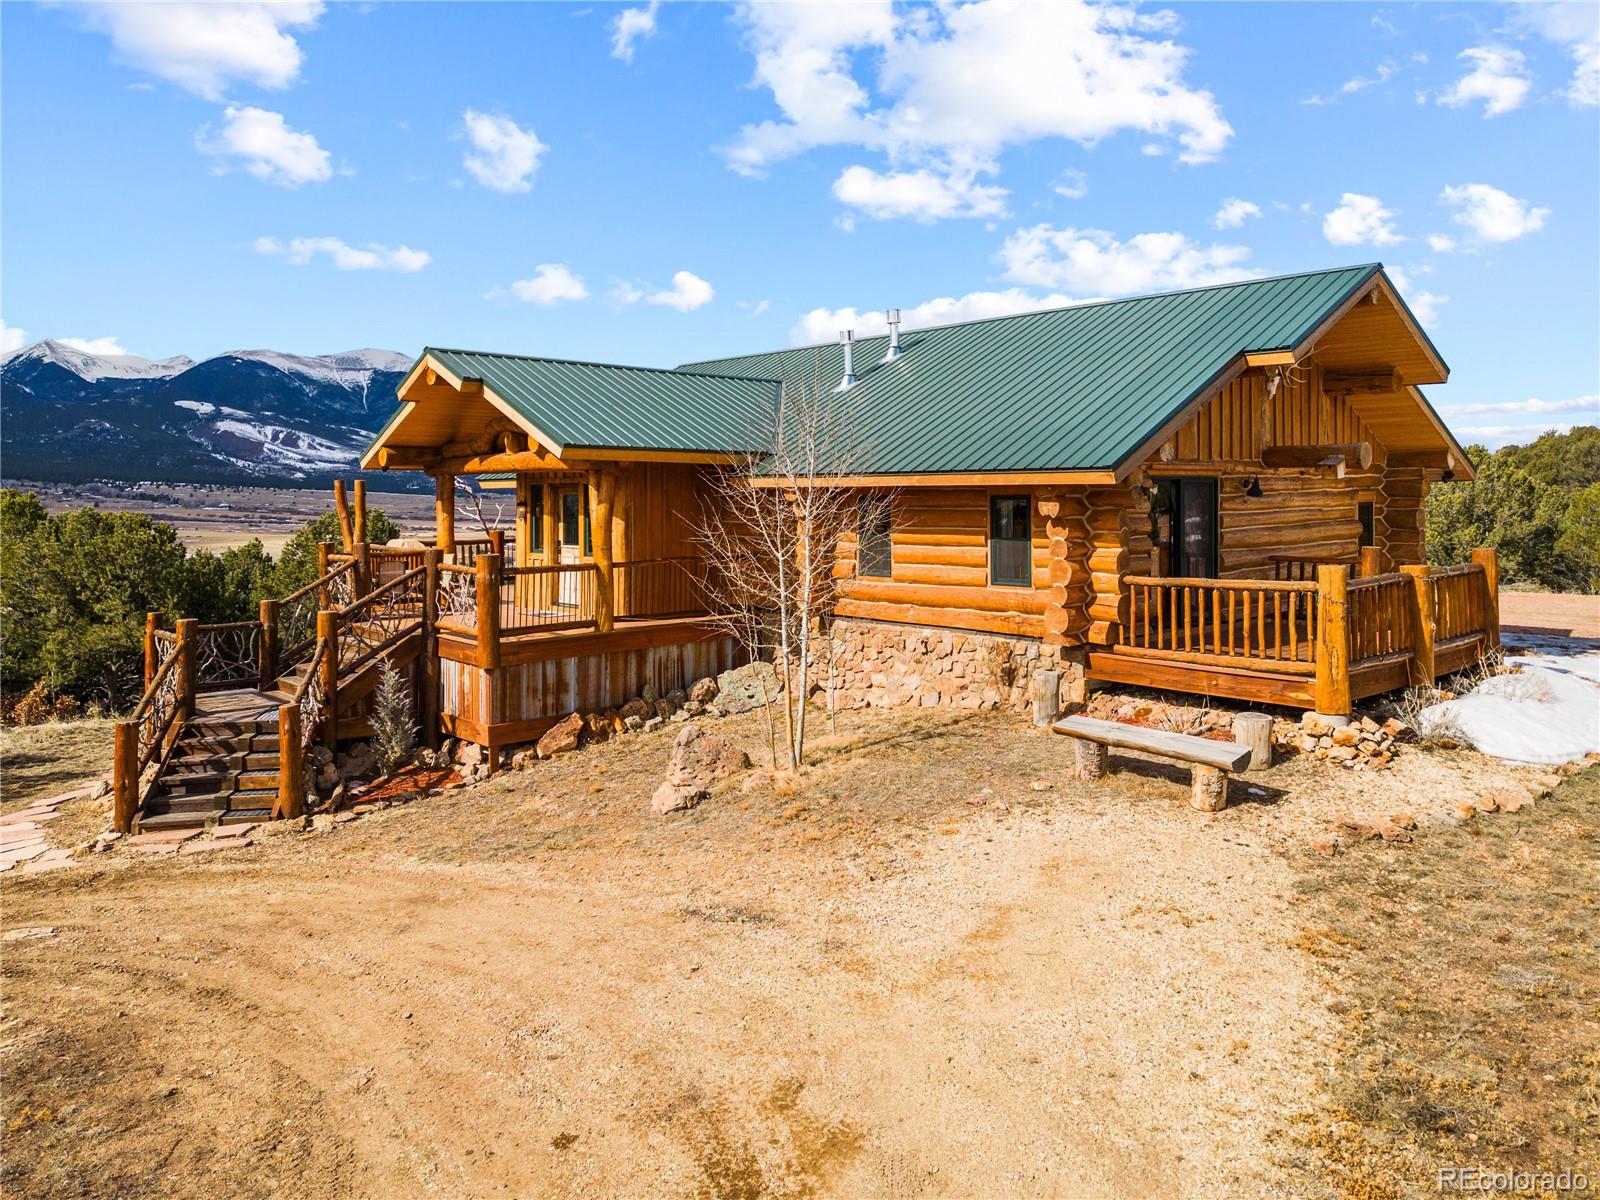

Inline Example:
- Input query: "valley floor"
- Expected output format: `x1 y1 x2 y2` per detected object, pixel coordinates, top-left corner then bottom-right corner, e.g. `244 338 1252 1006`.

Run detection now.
2 703 1593 1199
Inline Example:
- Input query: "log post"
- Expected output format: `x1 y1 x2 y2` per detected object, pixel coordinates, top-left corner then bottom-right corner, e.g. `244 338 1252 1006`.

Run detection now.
1190 765 1228 812
1234 712 1274 771
352 479 367 545
143 611 163 689
353 542 371 599
489 528 506 560
1358 546 1383 579
112 721 139 833
333 479 355 552
1031 668 1061 728
434 473 456 556
259 599 280 690
1401 565 1436 684
1313 565 1351 721
589 469 616 633
1471 547 1500 652
476 553 502 669
316 540 332 606
175 617 198 719
421 548 442 749
277 704 304 819
318 610 339 749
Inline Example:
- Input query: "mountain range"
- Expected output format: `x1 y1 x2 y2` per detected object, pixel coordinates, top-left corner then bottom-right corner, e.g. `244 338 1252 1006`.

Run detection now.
0 340 414 485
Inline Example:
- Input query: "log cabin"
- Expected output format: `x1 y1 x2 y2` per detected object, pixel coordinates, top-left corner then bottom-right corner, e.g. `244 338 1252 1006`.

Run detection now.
115 264 1501 831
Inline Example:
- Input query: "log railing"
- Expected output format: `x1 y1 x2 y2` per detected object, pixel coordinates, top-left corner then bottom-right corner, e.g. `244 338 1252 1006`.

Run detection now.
1125 576 1318 672
1345 572 1417 664
1429 564 1491 644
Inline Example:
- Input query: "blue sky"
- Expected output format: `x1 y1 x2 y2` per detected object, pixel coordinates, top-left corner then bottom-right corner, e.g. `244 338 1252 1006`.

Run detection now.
2 0 1597 447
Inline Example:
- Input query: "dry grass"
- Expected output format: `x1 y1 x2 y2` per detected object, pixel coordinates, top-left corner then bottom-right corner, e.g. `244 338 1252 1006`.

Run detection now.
1 719 113 811
1278 765 1600 1197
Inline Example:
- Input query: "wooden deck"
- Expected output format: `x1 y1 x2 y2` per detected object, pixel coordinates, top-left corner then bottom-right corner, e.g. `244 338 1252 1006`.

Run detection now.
191 689 282 724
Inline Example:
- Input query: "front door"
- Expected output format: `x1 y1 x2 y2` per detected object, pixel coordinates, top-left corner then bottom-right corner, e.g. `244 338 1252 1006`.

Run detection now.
1152 477 1218 578
558 488 583 605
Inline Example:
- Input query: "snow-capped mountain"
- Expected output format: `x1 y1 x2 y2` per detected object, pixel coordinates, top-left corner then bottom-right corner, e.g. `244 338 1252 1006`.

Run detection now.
1 340 416 483
1 339 195 382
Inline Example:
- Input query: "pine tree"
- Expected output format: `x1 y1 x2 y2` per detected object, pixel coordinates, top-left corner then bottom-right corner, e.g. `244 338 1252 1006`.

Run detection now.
371 659 417 774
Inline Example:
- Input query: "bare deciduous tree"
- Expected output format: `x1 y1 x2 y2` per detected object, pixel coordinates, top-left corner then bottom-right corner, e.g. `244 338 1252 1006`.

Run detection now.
454 479 509 539
692 372 890 769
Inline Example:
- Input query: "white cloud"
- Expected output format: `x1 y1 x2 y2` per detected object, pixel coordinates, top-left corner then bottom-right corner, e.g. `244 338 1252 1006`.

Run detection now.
1426 233 1458 252
1304 60 1399 106
616 270 715 311
1406 290 1448 328
831 163 1007 221
788 287 1087 346
1441 394 1598 418
1441 183 1549 243
610 0 659 62
67 1 323 100
997 225 1257 295
1213 197 1261 229
57 335 129 356
725 0 1232 215
196 105 333 187
489 263 588 305
738 299 772 317
460 109 546 193
1052 168 1088 199
1322 192 1403 246
1511 3 1599 107
1 320 27 353
1437 45 1531 116
1454 422 1575 449
255 236 430 272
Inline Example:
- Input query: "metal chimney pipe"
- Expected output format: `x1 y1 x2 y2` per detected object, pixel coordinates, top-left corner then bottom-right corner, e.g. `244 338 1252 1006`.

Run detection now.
882 308 903 362
836 329 857 391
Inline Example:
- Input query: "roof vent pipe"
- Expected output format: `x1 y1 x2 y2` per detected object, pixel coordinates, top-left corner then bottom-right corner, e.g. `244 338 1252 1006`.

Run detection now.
882 308 903 362
835 329 857 391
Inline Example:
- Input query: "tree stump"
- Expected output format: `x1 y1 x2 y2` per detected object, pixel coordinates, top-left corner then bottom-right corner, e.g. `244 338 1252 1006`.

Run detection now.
1190 764 1228 811
1070 737 1109 780
1234 712 1274 772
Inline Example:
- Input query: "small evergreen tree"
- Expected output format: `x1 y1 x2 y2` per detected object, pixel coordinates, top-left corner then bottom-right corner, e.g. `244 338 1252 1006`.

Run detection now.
370 658 417 774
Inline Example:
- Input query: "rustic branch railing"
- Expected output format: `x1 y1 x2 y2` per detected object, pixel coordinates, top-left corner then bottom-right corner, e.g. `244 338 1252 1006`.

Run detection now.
114 617 194 832
193 621 261 692
434 562 480 628
1125 575 1318 672
334 566 427 677
1345 573 1416 664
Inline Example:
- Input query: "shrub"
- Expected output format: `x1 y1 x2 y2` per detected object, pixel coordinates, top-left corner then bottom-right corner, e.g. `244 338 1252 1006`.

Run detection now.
370 659 417 774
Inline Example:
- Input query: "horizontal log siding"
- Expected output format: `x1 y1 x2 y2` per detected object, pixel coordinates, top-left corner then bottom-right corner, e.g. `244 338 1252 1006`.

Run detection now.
835 488 1048 638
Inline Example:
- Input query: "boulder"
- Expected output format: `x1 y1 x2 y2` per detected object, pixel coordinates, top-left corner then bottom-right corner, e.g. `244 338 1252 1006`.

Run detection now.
537 712 585 758
713 661 782 715
649 724 751 815
688 676 719 704
618 698 652 721
459 741 485 771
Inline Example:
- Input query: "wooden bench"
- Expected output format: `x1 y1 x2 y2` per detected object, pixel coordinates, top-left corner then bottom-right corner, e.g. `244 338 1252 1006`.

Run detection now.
1051 716 1252 811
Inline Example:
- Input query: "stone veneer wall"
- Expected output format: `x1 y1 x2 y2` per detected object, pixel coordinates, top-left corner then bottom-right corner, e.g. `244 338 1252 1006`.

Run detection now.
820 617 1086 715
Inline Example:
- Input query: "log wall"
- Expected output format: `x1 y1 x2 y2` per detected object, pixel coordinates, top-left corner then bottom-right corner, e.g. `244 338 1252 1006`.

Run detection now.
834 488 1049 638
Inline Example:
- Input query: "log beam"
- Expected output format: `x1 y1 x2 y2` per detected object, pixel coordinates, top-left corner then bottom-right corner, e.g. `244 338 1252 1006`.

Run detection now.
1323 367 1401 395
1260 442 1373 471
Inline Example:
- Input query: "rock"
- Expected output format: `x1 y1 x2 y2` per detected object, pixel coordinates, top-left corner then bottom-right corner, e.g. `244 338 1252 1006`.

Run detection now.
623 715 645 732
642 716 665 733
713 662 782 715
1497 793 1527 813
94 830 122 852
1301 713 1334 737
649 724 751 815
1331 726 1361 747
666 689 688 707
618 698 651 721
86 779 111 802
1310 834 1340 857
1453 802 1478 822
536 713 584 758
669 709 690 723
1390 813 1418 830
1473 795 1499 813
641 685 660 704
654 700 675 720
650 781 703 814
509 749 538 770
688 676 719 704
458 742 484 771
308 746 334 768
1535 774 1564 791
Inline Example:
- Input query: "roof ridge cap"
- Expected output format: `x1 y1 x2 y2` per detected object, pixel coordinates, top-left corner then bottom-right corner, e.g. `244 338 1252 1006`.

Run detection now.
427 346 779 385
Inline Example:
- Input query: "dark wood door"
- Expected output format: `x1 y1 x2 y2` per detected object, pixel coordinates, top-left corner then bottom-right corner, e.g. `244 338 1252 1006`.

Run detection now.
1152 477 1218 578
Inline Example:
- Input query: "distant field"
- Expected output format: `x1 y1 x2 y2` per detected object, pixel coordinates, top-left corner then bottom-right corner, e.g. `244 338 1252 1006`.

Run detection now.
7 479 440 556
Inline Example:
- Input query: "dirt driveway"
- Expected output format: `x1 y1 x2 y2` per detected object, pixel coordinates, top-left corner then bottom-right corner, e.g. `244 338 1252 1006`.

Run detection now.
0 705 1576 1199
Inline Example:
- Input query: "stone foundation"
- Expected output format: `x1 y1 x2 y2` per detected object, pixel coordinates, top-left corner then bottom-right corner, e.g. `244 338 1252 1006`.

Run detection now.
817 618 1086 716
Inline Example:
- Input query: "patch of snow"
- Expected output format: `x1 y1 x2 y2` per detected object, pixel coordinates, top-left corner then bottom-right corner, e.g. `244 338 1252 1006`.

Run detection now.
1418 651 1600 765
174 400 217 416
197 418 364 475
223 348 410 387
1 339 194 381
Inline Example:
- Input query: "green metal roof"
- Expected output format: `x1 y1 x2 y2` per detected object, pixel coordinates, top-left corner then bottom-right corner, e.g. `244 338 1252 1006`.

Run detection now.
425 348 779 455
677 265 1400 475
371 265 1439 476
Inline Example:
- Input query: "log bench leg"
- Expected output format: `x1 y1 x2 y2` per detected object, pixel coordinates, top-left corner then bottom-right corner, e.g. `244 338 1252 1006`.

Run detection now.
1190 765 1228 812
1069 737 1109 781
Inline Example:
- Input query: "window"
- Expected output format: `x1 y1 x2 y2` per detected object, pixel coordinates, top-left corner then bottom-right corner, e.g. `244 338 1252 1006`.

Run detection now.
529 488 544 553
560 490 581 549
857 496 892 578
988 495 1032 587
582 488 592 556
1358 500 1375 549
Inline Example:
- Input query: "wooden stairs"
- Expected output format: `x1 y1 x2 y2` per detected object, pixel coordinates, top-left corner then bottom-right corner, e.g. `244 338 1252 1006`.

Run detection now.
133 636 421 833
